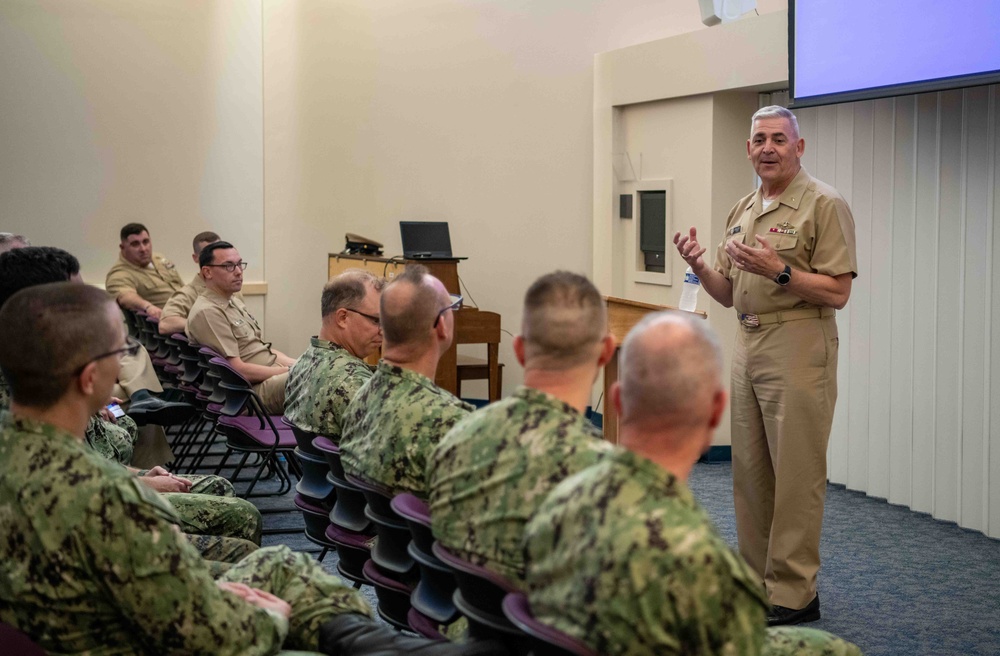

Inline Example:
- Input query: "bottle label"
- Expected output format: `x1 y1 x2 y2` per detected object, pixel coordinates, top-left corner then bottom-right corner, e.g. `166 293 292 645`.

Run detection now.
684 271 700 285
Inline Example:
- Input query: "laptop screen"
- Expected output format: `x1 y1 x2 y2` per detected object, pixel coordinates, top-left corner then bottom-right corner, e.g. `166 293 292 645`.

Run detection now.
400 221 453 259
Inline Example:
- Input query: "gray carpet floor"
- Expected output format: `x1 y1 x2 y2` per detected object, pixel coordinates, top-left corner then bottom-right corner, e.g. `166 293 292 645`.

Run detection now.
205 445 1000 656
690 462 1000 656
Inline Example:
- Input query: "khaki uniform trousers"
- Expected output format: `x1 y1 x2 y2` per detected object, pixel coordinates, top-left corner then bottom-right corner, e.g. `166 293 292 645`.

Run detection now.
256 371 289 416
731 313 838 609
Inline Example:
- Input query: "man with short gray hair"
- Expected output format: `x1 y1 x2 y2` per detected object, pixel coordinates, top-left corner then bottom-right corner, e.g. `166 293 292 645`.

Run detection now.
674 104 857 624
524 313 861 656
284 269 385 440
427 271 615 583
340 264 473 499
0 232 29 253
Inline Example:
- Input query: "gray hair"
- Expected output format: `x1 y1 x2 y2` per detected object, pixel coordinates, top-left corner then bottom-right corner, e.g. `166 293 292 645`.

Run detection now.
321 269 384 319
751 105 800 138
618 312 723 426
0 233 30 254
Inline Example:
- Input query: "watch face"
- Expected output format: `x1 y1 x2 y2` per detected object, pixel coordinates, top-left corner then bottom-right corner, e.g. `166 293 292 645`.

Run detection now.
776 267 791 285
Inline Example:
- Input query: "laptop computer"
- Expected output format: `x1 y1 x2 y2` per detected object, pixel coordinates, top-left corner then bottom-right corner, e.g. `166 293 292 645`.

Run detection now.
399 221 467 260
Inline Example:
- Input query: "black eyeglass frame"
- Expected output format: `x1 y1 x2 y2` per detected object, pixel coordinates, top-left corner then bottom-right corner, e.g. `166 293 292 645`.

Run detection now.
433 294 463 328
204 261 249 273
345 307 381 328
73 336 142 375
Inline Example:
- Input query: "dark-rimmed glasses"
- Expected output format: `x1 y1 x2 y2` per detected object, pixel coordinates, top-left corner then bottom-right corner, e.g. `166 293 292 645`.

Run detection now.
433 294 463 328
74 336 142 375
346 308 381 328
205 261 248 273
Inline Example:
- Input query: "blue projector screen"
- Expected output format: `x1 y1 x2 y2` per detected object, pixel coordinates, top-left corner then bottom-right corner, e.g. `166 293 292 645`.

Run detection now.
790 0 1000 108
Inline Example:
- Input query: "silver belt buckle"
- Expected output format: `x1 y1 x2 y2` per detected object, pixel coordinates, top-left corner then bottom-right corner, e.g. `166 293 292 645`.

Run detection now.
739 313 760 328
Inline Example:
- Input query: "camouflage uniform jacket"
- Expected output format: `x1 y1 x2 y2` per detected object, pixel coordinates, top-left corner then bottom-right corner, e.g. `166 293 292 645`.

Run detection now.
340 361 474 499
0 413 292 654
86 414 139 464
428 385 613 584
284 337 373 440
524 447 771 656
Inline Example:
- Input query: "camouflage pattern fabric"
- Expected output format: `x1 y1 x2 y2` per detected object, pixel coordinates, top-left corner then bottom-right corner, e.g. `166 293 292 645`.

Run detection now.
168 492 263 545
86 413 139 464
340 361 474 499
428 385 613 584
0 413 371 655
284 338 373 441
1 373 260 558
524 448 863 656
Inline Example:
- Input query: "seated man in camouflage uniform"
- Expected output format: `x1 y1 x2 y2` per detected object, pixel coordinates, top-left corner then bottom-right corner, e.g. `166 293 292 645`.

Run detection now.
427 271 616 584
0 246 262 562
0 282 505 656
340 264 474 499
159 230 229 336
524 312 862 656
187 241 297 416
284 269 384 441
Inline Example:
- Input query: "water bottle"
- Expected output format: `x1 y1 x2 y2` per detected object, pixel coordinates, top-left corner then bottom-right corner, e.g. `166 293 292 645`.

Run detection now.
679 266 700 312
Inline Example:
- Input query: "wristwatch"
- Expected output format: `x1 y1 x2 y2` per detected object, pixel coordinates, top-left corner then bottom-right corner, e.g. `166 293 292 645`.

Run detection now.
774 265 792 286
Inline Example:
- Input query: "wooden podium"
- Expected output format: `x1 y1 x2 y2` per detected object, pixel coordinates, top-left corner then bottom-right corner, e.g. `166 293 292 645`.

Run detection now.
602 296 707 443
328 253 502 401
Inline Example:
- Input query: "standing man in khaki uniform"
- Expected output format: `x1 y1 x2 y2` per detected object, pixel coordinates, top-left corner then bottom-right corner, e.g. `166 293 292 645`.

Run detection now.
186 241 296 415
158 230 224 335
105 223 185 317
673 105 857 625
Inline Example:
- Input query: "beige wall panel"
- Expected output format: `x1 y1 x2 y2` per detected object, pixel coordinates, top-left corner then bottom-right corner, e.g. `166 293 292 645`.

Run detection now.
259 1 782 393
0 0 264 289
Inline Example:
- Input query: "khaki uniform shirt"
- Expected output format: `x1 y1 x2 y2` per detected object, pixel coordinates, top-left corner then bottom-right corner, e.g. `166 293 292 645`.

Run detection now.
186 289 276 366
161 273 207 321
162 275 244 322
340 361 474 499
105 253 185 308
428 386 613 583
525 448 861 656
714 168 857 315
284 338 374 440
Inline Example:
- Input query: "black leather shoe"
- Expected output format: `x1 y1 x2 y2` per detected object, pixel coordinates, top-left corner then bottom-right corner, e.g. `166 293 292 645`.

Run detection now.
126 389 194 426
766 594 820 626
320 614 508 655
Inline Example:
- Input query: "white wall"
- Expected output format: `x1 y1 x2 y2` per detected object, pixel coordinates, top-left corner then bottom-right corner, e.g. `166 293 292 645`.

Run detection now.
797 88 1000 538
260 0 788 400
0 0 265 317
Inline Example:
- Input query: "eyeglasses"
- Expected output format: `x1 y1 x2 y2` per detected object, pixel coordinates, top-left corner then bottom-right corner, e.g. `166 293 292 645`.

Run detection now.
346 308 381 328
433 294 463 328
74 336 142 375
205 261 248 273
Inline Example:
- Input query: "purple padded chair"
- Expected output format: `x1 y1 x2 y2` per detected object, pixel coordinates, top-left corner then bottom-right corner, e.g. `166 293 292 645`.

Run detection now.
0 621 46 656
502 592 598 656
281 418 335 508
432 542 527 649
209 356 298 498
391 493 460 629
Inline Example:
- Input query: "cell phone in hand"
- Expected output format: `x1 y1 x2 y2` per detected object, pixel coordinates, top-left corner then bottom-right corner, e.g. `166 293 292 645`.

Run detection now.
106 403 125 419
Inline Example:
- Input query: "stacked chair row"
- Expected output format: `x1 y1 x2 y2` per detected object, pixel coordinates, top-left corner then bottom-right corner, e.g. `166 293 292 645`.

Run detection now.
284 419 597 655
125 310 301 515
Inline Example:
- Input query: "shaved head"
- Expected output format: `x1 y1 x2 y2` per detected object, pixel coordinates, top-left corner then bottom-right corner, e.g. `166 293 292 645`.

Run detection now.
521 271 606 370
619 312 723 429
